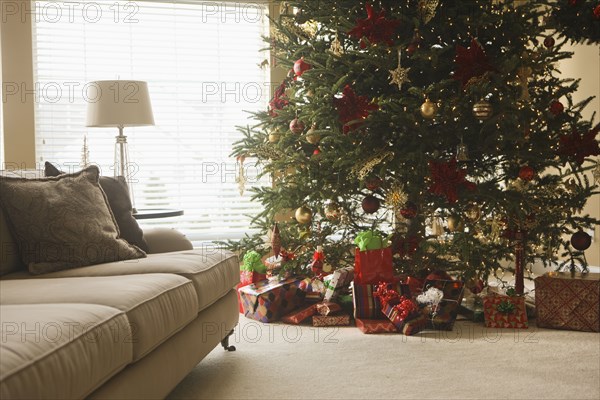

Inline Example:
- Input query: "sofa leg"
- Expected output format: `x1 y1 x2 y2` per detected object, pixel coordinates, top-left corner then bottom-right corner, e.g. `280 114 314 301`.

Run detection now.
221 329 236 352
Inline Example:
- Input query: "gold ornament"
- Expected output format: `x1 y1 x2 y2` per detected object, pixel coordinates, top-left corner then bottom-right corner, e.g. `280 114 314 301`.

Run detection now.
330 34 343 56
420 98 437 119
235 156 247 196
385 183 408 209
465 204 481 222
300 20 319 38
473 99 493 120
324 202 341 221
268 130 281 143
593 162 600 184
447 215 464 232
516 66 532 102
295 206 313 225
456 140 469 161
351 151 395 180
389 49 411 91
305 124 321 144
419 0 440 24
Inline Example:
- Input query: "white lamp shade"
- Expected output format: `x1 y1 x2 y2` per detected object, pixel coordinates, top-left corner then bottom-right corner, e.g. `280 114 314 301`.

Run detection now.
86 80 155 127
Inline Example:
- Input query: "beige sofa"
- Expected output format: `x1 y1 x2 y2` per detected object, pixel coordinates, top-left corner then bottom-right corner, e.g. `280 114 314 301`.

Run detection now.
0 219 240 399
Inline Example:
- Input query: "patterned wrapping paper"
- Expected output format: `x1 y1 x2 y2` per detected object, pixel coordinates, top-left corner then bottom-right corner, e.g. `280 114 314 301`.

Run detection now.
312 314 351 327
323 267 354 301
281 304 317 324
422 279 465 331
483 294 528 329
353 282 410 319
381 304 426 336
316 302 342 316
534 272 600 332
355 318 398 334
236 273 268 313
239 277 306 323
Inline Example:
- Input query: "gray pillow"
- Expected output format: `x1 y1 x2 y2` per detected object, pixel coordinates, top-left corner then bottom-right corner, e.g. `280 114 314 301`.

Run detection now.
45 162 149 252
0 165 146 275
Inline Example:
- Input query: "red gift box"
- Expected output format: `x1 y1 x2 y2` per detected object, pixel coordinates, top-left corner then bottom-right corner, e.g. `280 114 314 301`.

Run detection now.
381 303 425 336
352 282 409 319
316 302 342 316
354 247 394 284
239 277 306 323
534 272 599 332
483 294 528 329
281 304 317 324
312 314 351 327
355 318 398 334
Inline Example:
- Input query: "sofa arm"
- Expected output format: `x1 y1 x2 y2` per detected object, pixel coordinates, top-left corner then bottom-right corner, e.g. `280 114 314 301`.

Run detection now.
143 228 194 254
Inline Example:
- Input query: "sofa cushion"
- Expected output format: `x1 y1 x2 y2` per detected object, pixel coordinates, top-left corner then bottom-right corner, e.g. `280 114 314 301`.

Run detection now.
2 250 240 313
0 165 146 275
0 207 22 276
44 162 149 252
0 303 132 399
0 274 198 361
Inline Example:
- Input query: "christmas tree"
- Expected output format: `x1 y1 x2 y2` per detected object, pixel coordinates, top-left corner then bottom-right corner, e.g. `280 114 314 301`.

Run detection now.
225 0 600 291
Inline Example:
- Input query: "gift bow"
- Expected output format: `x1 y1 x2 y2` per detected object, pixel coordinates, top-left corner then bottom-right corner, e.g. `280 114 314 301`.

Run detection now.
241 251 266 273
496 299 516 314
354 231 389 251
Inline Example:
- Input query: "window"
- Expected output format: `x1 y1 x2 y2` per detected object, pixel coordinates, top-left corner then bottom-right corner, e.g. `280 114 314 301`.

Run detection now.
32 0 270 245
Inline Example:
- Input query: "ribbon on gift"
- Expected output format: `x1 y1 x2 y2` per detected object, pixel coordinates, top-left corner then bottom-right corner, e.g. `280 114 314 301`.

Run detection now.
241 251 267 274
496 299 516 314
354 231 389 252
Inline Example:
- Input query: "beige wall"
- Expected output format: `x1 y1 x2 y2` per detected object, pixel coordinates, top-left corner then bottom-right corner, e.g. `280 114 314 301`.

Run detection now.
1 0 36 168
559 44 600 266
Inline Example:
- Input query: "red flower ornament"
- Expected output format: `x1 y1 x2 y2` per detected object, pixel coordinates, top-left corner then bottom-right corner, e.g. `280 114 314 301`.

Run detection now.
557 125 600 165
453 38 496 88
429 158 476 203
348 3 400 48
333 85 378 134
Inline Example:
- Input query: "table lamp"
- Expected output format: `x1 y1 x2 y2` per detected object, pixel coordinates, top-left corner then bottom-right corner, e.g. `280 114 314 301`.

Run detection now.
85 80 154 209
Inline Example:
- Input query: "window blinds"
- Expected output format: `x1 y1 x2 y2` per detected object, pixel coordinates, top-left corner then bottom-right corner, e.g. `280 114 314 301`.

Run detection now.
32 0 270 245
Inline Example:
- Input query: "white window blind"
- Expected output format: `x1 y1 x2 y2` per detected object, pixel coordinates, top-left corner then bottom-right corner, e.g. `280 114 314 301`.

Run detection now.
32 0 270 245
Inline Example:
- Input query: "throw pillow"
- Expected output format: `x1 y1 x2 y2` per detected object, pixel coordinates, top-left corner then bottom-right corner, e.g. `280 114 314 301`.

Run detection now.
45 162 149 252
0 165 146 275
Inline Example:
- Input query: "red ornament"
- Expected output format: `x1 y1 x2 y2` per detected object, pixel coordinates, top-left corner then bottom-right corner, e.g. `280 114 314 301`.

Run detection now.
333 85 378 134
518 165 535 182
594 5 600 20
289 118 305 134
428 158 476 203
568 0 578 5
571 230 592 251
399 202 418 219
269 80 289 116
453 38 496 88
365 176 383 191
313 148 321 156
361 195 381 214
310 246 325 276
543 36 555 48
293 57 311 77
347 4 400 48
557 125 600 165
550 100 564 115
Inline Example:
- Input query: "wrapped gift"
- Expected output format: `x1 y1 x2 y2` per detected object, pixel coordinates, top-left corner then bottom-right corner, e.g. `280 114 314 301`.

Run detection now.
281 304 317 324
355 318 398 334
238 277 306 322
312 314 351 327
381 300 424 335
354 231 394 284
237 251 268 313
316 302 342 316
420 279 464 330
298 276 326 303
534 272 600 332
402 314 428 336
323 267 354 301
353 282 409 319
483 293 528 329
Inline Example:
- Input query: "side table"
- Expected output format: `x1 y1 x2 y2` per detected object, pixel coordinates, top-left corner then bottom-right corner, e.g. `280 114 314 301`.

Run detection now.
133 209 184 220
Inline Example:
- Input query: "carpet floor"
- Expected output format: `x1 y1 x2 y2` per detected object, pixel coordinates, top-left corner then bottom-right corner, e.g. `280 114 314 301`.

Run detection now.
167 315 600 400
